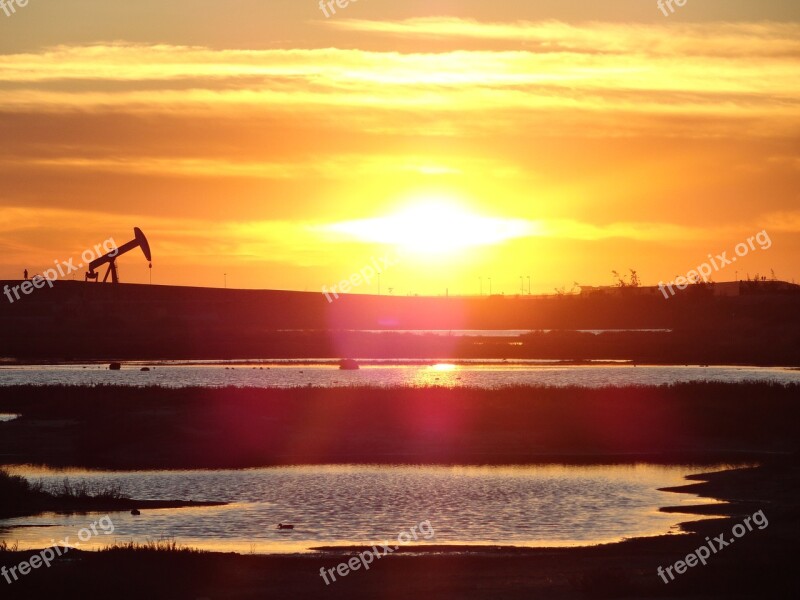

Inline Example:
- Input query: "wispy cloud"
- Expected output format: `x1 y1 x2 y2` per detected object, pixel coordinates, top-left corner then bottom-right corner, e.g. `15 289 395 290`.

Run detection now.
326 18 800 57
0 155 503 179
0 30 796 140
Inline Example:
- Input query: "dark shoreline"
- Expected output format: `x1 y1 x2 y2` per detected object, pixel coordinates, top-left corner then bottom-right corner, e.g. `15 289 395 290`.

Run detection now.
1 383 797 469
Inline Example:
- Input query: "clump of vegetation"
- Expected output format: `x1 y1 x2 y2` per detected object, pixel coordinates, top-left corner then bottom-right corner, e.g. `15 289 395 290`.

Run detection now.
101 538 204 555
0 468 128 519
0 469 49 516
49 477 124 502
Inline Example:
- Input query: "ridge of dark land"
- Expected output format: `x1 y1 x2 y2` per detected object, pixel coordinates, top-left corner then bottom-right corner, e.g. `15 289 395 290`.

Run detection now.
1 281 799 363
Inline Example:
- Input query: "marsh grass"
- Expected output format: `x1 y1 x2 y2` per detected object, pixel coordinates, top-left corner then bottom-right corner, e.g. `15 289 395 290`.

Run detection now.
50 478 124 501
0 468 129 519
101 538 204 555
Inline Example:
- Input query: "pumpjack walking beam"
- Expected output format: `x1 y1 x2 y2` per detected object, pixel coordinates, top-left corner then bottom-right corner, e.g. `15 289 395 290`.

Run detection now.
85 227 152 283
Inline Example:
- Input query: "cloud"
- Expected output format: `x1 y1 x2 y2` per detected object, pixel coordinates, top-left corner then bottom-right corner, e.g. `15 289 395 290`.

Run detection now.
763 210 800 233
326 18 800 57
0 30 795 140
0 205 332 267
0 155 504 180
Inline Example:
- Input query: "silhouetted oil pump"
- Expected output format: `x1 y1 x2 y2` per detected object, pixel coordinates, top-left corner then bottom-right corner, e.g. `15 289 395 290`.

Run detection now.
85 227 152 283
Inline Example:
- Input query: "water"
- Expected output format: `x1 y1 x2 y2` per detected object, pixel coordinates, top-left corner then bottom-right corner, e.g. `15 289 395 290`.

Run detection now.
277 329 674 337
0 359 778 556
0 464 730 554
0 362 798 389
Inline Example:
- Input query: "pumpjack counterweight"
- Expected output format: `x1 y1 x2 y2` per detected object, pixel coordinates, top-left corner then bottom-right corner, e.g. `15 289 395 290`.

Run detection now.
85 227 152 283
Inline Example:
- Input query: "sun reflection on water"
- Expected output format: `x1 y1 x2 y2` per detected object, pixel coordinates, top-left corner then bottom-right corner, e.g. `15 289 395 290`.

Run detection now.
410 363 462 386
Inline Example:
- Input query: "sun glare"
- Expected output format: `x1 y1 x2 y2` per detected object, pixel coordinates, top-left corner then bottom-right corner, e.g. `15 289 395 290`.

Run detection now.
325 198 535 255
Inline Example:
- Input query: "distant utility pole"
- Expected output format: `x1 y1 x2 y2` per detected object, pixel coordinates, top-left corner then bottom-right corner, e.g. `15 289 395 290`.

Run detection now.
479 277 483 296
224 273 227 289
527 276 531 295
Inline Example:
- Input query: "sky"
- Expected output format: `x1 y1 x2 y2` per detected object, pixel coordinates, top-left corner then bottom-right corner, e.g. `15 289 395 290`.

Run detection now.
0 0 798 295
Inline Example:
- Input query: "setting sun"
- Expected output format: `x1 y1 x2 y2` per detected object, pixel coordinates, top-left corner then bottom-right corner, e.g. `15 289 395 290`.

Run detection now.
324 198 536 255
1 2 799 598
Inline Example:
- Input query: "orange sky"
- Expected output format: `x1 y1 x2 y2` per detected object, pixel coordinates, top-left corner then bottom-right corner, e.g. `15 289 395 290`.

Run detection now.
0 1 798 295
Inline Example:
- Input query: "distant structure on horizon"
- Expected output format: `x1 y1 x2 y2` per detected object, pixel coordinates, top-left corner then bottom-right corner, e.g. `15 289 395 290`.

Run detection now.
85 227 152 284
579 280 798 298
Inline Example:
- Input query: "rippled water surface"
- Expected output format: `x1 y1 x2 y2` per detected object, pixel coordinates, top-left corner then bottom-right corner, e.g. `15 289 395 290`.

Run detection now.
0 362 798 389
0 464 729 554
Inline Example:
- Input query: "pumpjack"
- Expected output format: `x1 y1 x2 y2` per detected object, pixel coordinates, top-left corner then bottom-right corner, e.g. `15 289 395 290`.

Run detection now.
85 227 152 283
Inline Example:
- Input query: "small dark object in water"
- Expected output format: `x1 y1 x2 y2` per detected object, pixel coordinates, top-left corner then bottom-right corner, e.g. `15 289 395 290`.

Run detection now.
339 359 360 370
131 509 141 516
277 523 294 530
140 367 151 372
109 362 121 371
